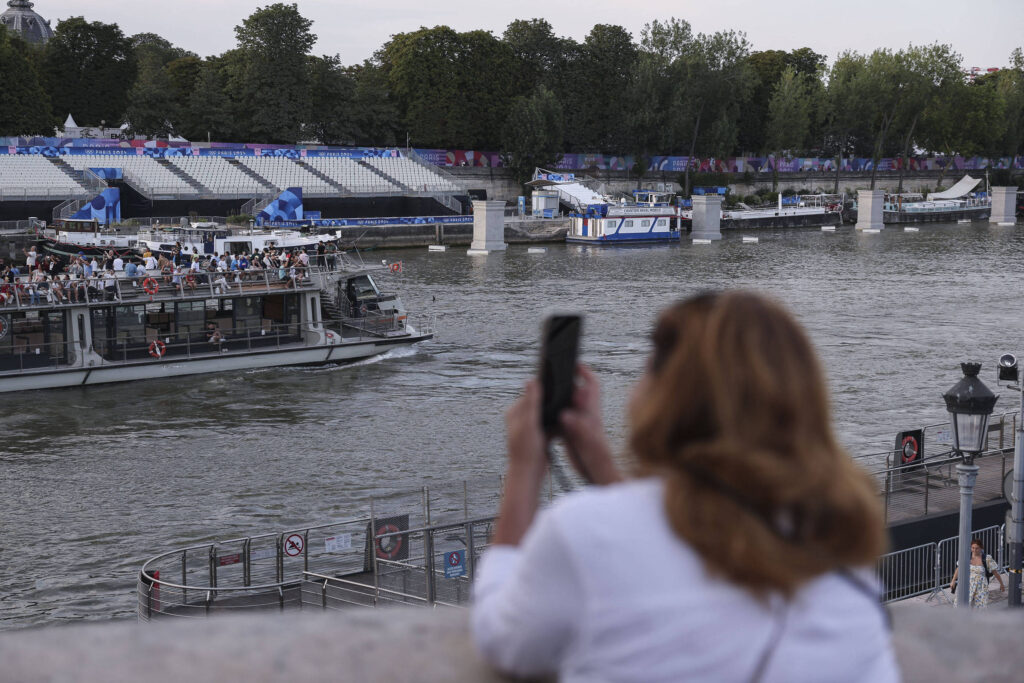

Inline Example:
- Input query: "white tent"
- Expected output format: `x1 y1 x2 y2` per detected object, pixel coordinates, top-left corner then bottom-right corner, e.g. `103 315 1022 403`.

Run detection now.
927 175 981 200
63 113 78 129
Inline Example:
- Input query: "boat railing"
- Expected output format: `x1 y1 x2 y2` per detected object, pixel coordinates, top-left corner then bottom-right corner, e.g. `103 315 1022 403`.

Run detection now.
0 260 380 313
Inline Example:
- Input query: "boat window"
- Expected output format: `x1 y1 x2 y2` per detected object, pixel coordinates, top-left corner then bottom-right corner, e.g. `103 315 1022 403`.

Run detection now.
227 242 252 255
0 311 67 370
641 220 651 227
346 275 378 299
656 219 665 227
624 220 634 228
114 305 147 346
606 220 617 230
175 301 206 341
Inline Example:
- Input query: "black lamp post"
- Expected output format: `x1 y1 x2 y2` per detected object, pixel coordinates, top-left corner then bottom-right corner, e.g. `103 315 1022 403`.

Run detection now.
943 362 998 608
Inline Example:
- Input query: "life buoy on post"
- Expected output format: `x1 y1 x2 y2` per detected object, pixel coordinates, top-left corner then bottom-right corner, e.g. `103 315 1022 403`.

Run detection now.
142 277 159 295
149 340 167 359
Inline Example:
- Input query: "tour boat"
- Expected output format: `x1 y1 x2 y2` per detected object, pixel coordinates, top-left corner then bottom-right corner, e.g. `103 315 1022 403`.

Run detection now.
135 224 329 260
0 255 432 393
40 218 138 258
566 190 687 243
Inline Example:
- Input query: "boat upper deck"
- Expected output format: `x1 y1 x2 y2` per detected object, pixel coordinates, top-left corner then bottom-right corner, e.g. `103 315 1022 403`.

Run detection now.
0 255 379 313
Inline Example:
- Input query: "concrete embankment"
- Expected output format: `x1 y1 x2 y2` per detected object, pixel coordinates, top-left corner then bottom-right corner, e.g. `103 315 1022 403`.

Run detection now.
0 604 1021 682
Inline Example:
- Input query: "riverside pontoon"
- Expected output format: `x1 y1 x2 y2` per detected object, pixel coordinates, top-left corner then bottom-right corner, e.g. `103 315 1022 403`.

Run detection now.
0 255 431 393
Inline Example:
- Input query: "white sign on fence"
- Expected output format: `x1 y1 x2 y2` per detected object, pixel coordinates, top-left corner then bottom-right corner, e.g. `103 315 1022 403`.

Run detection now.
325 534 352 553
250 547 276 561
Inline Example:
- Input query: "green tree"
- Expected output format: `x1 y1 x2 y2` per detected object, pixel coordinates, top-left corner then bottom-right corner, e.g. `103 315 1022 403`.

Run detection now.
378 26 515 149
347 61 398 146
42 17 136 126
765 67 813 190
569 25 637 152
919 78 1006 186
306 54 356 144
166 55 203 104
892 44 963 192
0 27 57 135
500 85 564 186
123 34 194 137
823 51 872 193
181 58 236 142
233 3 315 143
502 19 569 97
674 30 754 194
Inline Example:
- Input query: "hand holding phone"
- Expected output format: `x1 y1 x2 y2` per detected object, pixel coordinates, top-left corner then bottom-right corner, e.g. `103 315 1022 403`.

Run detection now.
539 314 582 435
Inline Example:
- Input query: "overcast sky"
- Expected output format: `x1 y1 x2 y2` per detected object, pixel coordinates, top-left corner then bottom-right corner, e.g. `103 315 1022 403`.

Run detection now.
32 0 1023 69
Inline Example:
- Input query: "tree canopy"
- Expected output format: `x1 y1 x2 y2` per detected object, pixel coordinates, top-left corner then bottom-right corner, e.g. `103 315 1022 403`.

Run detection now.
0 5 1020 182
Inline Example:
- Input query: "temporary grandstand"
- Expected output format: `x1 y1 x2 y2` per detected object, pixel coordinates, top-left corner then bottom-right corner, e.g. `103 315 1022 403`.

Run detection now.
0 146 467 222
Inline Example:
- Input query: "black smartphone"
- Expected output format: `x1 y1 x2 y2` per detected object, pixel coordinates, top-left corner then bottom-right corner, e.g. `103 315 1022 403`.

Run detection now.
539 313 582 435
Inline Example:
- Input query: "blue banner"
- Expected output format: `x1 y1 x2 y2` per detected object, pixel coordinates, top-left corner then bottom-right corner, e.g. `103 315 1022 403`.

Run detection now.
257 187 303 224
71 187 121 225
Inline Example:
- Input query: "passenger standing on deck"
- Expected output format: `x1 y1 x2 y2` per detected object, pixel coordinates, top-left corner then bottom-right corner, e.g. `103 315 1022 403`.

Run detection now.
23 246 37 271
473 291 897 683
113 254 124 272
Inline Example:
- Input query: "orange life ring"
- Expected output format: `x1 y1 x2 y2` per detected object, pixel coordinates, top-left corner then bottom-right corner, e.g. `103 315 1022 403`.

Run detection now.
389 263 401 273
375 523 403 560
149 340 166 358
142 277 159 295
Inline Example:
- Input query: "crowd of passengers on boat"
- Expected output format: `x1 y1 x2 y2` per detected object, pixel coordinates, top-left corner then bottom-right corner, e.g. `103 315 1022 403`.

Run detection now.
0 240 346 307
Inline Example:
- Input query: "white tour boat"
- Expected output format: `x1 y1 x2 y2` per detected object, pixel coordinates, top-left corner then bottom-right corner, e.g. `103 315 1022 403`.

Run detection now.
135 223 329 260
565 189 687 244
0 254 431 393
40 218 138 258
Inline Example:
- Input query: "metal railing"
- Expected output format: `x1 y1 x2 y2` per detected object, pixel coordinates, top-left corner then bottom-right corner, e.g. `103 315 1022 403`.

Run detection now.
876 524 1006 604
138 476 511 620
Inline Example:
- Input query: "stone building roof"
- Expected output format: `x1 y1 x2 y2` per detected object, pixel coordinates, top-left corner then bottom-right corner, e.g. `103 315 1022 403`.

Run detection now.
0 1 54 45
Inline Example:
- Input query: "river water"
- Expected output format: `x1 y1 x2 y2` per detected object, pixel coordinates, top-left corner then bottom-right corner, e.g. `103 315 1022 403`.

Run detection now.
2 220 1023 630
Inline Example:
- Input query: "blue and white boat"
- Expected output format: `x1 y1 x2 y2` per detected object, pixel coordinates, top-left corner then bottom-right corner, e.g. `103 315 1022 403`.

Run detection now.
564 189 686 244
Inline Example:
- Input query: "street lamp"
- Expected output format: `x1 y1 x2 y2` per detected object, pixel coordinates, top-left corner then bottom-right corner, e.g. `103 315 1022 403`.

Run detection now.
943 362 998 608
997 353 1023 607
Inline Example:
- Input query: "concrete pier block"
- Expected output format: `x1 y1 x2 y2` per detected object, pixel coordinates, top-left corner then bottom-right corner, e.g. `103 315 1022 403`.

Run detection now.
690 196 723 241
467 200 507 255
990 187 1017 225
856 190 884 230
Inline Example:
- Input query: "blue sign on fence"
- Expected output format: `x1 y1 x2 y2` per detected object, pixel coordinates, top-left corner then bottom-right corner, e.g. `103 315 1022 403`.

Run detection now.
444 550 466 579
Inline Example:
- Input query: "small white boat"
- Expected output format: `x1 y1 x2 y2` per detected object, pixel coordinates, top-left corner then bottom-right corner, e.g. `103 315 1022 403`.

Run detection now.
693 238 713 244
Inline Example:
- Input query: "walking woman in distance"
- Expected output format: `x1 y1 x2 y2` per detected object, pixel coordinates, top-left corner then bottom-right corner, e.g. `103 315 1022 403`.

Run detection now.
472 291 897 682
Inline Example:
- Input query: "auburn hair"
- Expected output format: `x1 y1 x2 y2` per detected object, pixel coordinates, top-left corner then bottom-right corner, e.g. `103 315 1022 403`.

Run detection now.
630 291 885 596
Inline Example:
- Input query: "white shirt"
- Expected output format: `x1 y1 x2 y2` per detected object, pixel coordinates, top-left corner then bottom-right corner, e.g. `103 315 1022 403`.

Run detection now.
26 250 37 267
145 256 157 270
472 479 897 683
113 257 124 271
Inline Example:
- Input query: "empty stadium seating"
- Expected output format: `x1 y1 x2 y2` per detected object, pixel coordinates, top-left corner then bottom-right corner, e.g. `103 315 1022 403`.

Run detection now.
167 156 270 194
0 156 88 199
237 157 335 196
62 154 195 195
363 157 461 193
302 157 401 194
0 151 465 204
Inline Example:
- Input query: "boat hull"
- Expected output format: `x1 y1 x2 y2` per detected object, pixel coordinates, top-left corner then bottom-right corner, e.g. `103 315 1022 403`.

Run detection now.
0 333 432 394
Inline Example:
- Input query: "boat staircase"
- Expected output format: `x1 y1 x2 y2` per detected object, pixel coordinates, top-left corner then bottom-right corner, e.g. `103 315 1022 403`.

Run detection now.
227 158 278 194
295 160 346 194
156 159 206 194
